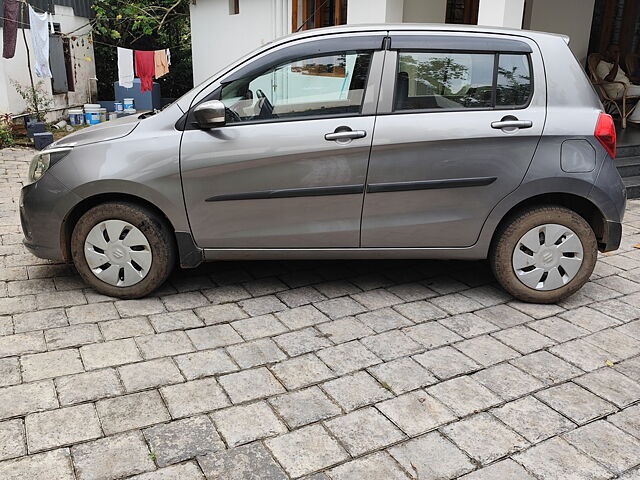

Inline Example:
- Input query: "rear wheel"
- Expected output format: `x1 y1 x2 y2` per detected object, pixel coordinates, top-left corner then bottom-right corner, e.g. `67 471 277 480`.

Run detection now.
71 202 175 299
490 205 597 303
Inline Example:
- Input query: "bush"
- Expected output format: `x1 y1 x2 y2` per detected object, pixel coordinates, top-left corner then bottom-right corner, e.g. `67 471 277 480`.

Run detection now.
0 113 15 148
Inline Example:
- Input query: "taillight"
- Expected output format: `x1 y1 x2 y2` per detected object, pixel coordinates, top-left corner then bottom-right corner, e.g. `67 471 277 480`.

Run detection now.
595 112 616 159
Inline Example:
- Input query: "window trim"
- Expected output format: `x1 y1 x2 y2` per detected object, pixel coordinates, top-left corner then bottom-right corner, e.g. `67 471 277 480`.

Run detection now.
391 49 534 115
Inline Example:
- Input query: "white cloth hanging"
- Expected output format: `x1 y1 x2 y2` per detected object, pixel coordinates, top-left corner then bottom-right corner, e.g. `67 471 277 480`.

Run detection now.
28 5 52 78
166 48 171 66
117 47 134 88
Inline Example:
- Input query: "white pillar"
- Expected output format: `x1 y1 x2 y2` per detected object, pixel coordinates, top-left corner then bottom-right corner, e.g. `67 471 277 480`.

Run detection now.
477 0 525 28
347 0 404 24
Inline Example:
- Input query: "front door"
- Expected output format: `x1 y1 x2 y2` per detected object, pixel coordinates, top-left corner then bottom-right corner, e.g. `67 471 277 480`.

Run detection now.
361 32 546 248
181 39 383 248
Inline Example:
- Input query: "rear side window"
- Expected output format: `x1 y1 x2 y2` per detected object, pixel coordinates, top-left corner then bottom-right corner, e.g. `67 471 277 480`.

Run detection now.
395 51 532 112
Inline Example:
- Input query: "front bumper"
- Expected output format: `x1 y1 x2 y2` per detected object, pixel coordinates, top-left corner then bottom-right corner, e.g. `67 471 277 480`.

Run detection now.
20 173 81 262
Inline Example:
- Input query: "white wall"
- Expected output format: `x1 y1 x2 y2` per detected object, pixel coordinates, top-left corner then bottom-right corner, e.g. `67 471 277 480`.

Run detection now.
524 0 595 63
347 0 404 24
402 0 447 23
190 0 290 85
478 0 525 28
0 5 96 119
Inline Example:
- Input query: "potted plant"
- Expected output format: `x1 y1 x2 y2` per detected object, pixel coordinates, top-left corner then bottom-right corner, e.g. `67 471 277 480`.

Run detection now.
10 80 52 138
0 113 15 148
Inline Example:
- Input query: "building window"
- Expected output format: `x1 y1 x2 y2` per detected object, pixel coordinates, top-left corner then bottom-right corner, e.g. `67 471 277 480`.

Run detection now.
229 0 239 15
445 0 479 25
49 24 74 93
292 0 348 32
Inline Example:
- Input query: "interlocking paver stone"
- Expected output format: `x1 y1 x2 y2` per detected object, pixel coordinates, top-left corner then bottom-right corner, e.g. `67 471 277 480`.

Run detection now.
0 448 75 480
128 462 204 480
474 304 533 329
13 308 67 333
0 380 58 420
232 314 288 341
513 437 614 480
316 340 381 375
574 368 640 407
135 331 194 359
72 431 155 480
439 312 499 338
80 338 142 369
144 416 224 467
161 377 230 418
0 331 46 358
274 327 332 356
67 303 119 324
198 442 287 480
325 407 405 456
174 349 238 380
212 401 287 447
99 316 154 340
368 357 436 394
218 367 285 404
118 357 184 392
196 303 248 325
357 307 413 332
149 310 203 332
20 348 84 382
427 375 501 417
549 338 613 371
413 346 480 379
442 412 528 464
44 324 102 350
511 351 583 385
270 353 335 390
472 363 544 400
269 386 341 428
376 390 456 436
0 419 26 460
360 330 422 360
535 382 617 425
266 424 349 478
321 371 392 411
115 298 165 317
186 324 243 350
25 404 102 453
0 357 20 387
275 305 329 330
454 335 520 367
96 390 170 435
315 296 367 319
327 452 411 480
227 338 286 368
394 300 448 322
388 432 475 480
492 396 576 443
563 420 640 474
55 369 123 405
316 317 374 343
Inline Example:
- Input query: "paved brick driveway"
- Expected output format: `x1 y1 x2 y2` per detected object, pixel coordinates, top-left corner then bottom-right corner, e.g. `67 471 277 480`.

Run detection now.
1 146 640 479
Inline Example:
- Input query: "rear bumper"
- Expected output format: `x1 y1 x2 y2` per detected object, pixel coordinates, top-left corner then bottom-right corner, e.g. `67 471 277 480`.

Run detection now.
600 220 622 252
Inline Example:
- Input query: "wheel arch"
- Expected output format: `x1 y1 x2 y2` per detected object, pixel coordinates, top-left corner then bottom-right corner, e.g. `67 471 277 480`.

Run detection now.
60 193 203 268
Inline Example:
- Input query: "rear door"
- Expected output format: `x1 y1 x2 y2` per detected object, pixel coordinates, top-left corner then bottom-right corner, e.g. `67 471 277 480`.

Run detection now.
361 32 546 247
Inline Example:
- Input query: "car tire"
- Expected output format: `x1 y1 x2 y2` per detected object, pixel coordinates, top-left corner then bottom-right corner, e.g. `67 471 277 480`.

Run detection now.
490 205 597 304
71 202 175 299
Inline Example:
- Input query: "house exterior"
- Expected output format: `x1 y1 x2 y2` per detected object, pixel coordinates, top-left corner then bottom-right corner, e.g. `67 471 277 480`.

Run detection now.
0 0 96 118
189 0 629 85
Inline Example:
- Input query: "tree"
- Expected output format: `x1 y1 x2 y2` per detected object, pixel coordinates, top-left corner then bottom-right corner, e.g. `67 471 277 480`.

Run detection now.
91 0 193 100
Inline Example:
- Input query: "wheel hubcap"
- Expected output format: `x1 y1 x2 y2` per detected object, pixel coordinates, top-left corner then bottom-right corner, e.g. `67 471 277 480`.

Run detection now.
512 223 584 291
84 220 152 287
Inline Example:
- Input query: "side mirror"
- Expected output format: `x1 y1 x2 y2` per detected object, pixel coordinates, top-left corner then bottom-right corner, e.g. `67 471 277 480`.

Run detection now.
193 100 226 128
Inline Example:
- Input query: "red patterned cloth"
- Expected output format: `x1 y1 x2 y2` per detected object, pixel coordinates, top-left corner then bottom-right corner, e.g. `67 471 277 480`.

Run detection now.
3 0 19 59
134 50 155 92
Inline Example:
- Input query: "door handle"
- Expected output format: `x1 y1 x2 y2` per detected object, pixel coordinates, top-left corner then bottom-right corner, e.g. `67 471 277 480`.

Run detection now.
325 130 367 141
491 119 533 130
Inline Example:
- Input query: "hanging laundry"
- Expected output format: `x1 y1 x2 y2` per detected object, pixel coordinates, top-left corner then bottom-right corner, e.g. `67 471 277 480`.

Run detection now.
134 50 154 92
117 47 134 88
28 5 52 78
165 48 171 66
2 0 19 59
153 49 169 79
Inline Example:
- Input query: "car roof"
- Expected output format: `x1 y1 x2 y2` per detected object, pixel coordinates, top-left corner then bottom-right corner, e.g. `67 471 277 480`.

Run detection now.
283 23 569 45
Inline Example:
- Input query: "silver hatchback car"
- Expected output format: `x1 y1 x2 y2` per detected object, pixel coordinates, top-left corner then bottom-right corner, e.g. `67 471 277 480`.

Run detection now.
21 24 626 303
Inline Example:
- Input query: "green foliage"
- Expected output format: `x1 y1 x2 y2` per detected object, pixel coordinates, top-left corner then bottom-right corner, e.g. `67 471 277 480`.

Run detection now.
91 0 193 100
0 113 15 148
10 80 53 121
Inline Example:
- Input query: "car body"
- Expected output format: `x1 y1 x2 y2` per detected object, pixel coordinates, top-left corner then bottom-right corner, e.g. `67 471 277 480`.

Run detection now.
20 24 626 301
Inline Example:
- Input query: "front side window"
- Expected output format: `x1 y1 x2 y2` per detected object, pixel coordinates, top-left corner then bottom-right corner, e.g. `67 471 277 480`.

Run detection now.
395 51 532 112
220 51 372 124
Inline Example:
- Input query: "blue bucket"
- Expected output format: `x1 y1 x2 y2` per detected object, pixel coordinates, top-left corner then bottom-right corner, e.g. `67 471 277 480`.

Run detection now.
85 111 101 125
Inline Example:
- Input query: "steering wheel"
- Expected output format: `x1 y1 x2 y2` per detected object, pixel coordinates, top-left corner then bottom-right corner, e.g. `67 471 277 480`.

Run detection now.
255 89 274 118
225 107 242 123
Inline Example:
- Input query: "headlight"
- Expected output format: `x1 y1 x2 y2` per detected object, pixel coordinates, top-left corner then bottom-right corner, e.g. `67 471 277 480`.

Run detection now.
26 148 73 185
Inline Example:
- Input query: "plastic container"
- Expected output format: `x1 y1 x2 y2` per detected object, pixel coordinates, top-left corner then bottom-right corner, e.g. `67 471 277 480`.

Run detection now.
123 98 135 110
84 107 101 125
68 109 84 125
114 102 124 112
109 112 118 121
99 108 107 123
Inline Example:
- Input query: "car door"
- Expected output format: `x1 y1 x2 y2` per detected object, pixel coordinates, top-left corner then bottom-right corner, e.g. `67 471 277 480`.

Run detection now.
361 32 546 248
180 34 385 248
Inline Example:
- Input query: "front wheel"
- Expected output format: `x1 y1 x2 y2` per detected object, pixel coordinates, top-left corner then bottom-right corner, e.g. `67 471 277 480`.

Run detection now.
71 202 175 299
490 205 598 303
